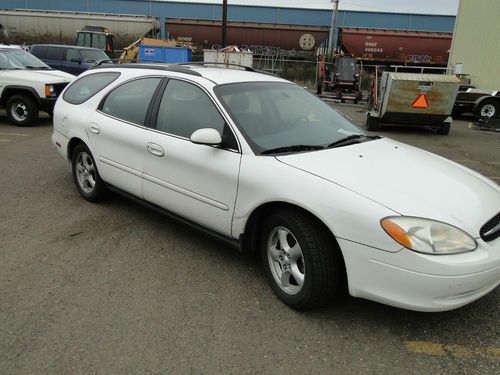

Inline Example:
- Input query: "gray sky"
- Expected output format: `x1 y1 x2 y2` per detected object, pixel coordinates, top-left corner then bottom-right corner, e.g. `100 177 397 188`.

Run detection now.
164 1 460 15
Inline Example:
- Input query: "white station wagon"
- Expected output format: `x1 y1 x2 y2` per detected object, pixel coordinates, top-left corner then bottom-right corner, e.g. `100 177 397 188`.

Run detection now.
52 63 500 312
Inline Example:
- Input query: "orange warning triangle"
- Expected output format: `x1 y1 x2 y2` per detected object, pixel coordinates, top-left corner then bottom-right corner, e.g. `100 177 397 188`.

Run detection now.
412 94 429 108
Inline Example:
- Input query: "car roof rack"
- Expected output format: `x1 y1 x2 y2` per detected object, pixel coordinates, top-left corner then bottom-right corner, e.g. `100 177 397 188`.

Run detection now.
175 62 277 77
90 61 277 78
90 62 202 77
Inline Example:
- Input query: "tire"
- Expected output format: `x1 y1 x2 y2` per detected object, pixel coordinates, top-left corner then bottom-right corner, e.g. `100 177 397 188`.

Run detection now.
260 209 342 310
437 123 450 135
475 98 499 119
365 114 380 131
5 94 39 126
71 143 107 202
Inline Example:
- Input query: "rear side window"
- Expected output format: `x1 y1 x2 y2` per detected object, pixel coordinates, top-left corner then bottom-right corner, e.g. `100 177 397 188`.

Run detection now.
100 77 162 126
46 47 65 60
63 72 120 105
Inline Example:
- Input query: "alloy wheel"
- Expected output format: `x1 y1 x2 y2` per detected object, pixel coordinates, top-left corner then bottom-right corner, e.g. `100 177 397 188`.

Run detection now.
75 151 96 194
267 226 305 295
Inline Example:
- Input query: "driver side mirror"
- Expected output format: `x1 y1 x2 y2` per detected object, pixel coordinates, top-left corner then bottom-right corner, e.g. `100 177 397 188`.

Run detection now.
190 128 222 146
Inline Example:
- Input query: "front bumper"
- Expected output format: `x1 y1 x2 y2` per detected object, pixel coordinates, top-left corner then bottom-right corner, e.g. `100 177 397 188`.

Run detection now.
339 238 500 312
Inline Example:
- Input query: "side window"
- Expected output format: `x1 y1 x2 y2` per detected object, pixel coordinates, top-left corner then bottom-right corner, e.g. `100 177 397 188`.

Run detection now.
66 49 81 62
46 47 65 60
63 72 121 105
92 34 107 50
77 33 91 48
101 77 161 126
31 45 47 59
156 80 225 138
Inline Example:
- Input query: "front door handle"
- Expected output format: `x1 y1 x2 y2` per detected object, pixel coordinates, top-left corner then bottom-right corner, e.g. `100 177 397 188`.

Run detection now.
88 123 100 134
146 142 164 157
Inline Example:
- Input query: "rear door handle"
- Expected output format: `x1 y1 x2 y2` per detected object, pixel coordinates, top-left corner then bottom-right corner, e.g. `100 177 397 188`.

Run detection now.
88 123 100 134
146 142 164 157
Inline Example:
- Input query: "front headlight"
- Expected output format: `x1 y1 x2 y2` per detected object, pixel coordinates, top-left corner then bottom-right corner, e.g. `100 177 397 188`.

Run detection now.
381 216 477 255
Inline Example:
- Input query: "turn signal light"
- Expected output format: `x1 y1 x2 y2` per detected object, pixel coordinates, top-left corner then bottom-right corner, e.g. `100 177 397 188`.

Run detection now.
45 84 56 98
381 219 412 248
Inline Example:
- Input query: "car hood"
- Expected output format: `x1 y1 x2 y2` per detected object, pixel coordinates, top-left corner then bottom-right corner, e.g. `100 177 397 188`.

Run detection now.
276 138 500 237
38 69 75 81
1 69 74 83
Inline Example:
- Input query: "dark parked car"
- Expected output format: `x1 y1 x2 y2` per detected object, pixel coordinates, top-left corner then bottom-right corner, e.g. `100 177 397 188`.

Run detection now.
453 84 500 119
30 44 109 75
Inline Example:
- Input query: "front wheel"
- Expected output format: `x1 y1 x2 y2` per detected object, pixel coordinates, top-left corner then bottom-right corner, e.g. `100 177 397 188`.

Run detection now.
6 94 39 126
71 143 107 202
261 209 342 310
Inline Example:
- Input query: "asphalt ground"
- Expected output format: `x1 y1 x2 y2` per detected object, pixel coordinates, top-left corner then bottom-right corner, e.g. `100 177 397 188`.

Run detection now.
0 107 499 374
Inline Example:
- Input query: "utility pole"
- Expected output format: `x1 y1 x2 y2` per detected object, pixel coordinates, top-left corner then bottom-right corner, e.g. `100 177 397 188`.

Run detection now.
328 0 340 52
222 0 228 48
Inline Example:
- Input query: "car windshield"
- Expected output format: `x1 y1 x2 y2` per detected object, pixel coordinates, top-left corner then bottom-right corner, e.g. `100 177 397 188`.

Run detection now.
80 49 108 63
0 49 51 70
215 82 365 154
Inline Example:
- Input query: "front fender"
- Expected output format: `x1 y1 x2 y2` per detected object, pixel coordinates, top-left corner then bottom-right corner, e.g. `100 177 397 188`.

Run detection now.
472 95 496 111
232 155 402 253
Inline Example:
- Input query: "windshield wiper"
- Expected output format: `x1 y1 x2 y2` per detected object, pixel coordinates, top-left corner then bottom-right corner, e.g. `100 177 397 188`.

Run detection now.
24 66 51 70
261 144 325 155
327 134 380 149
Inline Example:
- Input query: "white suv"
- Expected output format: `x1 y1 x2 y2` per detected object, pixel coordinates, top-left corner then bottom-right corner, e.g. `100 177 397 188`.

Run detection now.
52 63 500 312
0 45 74 126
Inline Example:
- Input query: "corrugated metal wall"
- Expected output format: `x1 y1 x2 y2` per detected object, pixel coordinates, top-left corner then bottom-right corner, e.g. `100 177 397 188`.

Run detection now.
1 0 455 31
448 0 500 90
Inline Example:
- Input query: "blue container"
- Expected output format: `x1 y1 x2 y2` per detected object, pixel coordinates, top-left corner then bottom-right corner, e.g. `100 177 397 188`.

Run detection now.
139 45 192 63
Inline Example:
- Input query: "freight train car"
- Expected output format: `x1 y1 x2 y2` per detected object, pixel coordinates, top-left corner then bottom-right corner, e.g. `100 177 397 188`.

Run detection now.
339 28 452 66
0 9 159 48
166 18 330 53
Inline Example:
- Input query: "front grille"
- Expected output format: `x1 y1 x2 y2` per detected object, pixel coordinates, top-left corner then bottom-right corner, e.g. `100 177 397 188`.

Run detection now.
53 82 69 97
480 212 500 242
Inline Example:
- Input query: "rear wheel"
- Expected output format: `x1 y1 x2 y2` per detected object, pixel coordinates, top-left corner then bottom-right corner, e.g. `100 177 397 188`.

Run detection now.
437 123 450 135
261 209 341 310
6 94 39 126
71 143 107 202
475 98 498 119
